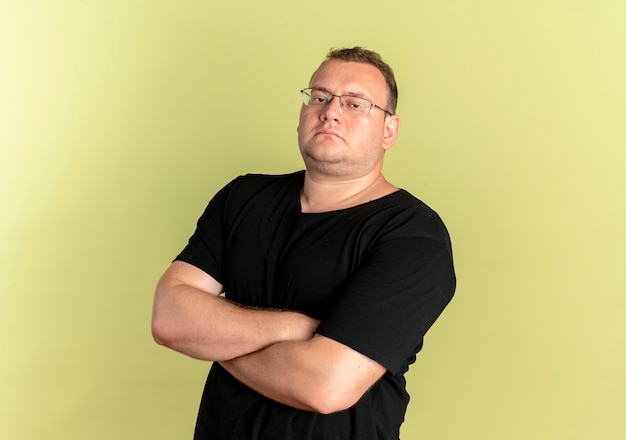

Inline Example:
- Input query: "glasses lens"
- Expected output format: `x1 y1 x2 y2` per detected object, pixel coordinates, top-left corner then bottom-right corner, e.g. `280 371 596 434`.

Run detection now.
300 89 376 115
307 89 331 106
342 96 370 113
302 88 324 105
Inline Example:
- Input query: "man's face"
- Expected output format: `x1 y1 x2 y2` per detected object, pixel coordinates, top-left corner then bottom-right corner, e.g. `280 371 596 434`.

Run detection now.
297 59 399 180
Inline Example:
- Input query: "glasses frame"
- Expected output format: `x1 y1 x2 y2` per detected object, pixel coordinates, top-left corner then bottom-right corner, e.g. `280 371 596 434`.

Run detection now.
300 88 393 116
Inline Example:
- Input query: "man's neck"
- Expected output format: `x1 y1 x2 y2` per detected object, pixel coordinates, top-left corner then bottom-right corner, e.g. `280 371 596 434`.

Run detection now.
300 171 398 213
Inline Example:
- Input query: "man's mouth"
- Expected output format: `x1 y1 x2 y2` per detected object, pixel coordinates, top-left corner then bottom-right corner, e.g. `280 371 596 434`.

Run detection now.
315 129 344 139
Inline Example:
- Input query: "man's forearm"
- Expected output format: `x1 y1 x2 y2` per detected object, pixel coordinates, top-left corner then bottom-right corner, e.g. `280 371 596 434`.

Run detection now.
220 339 321 411
152 263 319 361
220 335 386 414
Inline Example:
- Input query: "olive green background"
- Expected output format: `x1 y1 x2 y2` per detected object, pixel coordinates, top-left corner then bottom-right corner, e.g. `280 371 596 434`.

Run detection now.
1 1 624 438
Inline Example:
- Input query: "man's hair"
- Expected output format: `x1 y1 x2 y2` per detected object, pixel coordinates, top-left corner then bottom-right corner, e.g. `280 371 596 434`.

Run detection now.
321 47 398 115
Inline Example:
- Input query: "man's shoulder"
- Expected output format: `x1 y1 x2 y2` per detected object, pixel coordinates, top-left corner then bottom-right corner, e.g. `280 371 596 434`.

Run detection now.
378 189 451 244
215 170 304 210
378 189 440 218
229 170 305 190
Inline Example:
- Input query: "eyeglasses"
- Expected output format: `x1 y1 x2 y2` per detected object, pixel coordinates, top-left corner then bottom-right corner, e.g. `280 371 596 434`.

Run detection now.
300 88 393 116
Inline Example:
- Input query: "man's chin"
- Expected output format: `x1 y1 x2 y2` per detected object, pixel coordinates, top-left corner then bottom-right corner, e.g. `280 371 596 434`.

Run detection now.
301 155 350 177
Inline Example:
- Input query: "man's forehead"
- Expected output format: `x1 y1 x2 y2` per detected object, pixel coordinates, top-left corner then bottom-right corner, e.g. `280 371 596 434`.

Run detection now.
310 60 386 95
312 59 380 78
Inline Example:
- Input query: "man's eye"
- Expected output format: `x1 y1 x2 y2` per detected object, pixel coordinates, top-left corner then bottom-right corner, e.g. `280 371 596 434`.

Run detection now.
309 90 329 104
346 98 367 110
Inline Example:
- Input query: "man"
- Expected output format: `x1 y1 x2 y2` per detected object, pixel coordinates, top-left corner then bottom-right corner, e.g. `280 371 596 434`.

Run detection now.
152 47 456 439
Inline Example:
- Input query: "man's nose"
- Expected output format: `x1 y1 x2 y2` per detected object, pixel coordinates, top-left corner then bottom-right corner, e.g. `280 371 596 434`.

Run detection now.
321 95 343 119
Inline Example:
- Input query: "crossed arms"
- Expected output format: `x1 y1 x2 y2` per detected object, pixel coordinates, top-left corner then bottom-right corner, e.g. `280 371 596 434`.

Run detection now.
151 260 386 414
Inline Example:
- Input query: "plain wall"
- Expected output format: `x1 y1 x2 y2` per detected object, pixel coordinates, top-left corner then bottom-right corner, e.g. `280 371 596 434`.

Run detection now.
1 1 624 438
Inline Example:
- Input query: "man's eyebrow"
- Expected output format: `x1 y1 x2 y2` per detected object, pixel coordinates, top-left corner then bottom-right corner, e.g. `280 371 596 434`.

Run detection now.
310 85 371 100
310 85 332 93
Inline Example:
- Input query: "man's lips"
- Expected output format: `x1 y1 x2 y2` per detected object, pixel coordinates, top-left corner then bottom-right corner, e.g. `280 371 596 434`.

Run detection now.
314 129 344 139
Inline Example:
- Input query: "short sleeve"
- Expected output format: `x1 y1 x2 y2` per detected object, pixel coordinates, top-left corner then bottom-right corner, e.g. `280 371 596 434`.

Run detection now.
315 233 456 375
174 178 239 284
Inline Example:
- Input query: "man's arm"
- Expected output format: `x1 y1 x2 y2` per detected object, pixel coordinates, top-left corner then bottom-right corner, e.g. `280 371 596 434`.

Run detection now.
151 261 319 361
220 334 387 414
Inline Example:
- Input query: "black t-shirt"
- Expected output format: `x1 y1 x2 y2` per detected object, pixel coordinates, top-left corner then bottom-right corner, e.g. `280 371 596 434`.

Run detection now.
176 171 456 440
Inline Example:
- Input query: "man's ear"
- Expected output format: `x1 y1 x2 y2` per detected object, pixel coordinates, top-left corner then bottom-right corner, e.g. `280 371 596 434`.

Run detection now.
383 115 400 150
